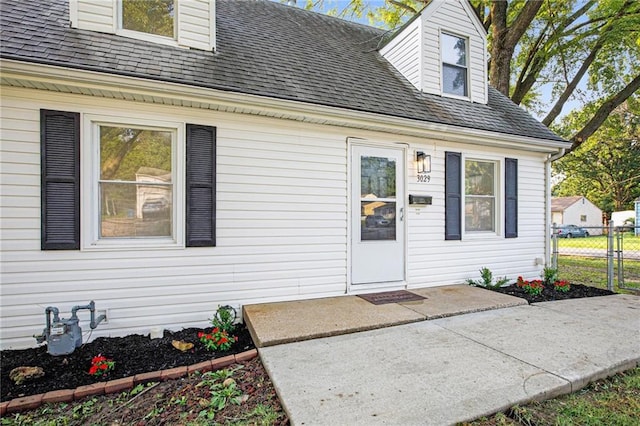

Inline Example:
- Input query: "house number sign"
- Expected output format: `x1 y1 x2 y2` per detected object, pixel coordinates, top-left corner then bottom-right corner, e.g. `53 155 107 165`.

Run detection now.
417 174 431 183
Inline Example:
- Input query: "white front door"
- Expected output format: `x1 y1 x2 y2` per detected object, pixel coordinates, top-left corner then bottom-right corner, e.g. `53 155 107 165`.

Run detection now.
351 144 405 285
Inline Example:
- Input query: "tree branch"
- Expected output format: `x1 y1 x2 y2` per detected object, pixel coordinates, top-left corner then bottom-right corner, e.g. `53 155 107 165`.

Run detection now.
385 0 417 14
505 0 544 47
543 0 635 126
570 73 640 150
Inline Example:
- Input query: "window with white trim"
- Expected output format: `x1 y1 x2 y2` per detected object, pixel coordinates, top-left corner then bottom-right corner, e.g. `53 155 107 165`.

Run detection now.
464 159 496 232
42 110 216 251
441 32 468 97
83 118 184 249
120 0 176 41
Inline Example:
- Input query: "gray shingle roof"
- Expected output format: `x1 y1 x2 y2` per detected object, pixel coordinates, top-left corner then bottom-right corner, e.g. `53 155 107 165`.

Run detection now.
551 196 584 212
0 0 566 143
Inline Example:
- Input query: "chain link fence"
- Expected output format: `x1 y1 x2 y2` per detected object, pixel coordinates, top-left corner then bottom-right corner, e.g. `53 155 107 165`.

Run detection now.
551 223 640 292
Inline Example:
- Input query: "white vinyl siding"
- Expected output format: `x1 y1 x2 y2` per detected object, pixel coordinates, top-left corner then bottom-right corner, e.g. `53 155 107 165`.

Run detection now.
426 0 486 102
71 0 215 51
381 0 487 104
72 0 116 34
177 0 216 51
407 144 545 287
1 85 550 349
0 87 347 348
379 18 422 89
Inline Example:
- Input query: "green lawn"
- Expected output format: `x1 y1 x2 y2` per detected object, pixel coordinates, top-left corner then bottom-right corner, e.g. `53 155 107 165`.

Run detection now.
463 368 640 426
557 233 640 251
557 256 640 291
555 233 640 291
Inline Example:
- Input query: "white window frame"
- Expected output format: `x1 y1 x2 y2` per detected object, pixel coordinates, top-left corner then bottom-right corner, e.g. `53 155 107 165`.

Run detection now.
116 0 179 47
440 30 470 100
82 114 185 250
463 157 501 237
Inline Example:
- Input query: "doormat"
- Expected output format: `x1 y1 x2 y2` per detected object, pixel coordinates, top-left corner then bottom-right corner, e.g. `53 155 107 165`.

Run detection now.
357 290 426 305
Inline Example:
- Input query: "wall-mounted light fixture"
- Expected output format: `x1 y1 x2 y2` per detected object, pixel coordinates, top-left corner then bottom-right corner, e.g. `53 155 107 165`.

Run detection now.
416 151 431 174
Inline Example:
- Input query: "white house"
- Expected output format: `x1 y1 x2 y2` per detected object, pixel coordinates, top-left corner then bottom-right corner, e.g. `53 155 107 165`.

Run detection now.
611 210 635 227
551 196 603 235
0 0 570 349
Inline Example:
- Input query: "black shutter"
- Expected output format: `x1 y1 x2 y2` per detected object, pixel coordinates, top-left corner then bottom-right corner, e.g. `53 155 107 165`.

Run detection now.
445 151 462 240
186 124 216 247
505 158 518 238
41 110 80 250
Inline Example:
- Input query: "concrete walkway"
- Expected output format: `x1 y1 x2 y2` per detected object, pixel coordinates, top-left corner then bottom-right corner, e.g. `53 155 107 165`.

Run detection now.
257 294 640 425
244 285 527 347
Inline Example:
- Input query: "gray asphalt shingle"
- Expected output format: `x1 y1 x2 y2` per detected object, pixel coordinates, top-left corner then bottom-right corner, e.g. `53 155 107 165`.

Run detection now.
0 0 565 143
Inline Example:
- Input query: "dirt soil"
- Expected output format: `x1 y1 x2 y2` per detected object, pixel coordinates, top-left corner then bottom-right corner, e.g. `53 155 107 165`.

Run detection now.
1 325 254 402
490 282 615 304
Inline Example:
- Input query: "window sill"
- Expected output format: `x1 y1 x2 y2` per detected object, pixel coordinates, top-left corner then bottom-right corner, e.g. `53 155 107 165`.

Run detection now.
441 92 471 102
82 238 184 252
463 232 501 240
116 29 180 48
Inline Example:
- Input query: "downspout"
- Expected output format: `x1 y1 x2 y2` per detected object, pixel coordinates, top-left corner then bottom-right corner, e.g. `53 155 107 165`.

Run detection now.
545 148 565 265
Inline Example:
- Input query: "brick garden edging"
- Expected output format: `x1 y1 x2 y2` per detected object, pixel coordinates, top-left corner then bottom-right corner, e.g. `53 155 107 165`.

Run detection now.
0 349 258 416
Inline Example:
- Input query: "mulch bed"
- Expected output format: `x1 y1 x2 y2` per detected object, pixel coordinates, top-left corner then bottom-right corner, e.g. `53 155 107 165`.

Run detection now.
489 282 616 304
1 324 254 402
1 283 618 403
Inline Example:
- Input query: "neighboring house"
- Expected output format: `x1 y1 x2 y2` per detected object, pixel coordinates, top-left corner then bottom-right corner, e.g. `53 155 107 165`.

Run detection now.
611 210 635 227
0 0 570 349
551 196 603 235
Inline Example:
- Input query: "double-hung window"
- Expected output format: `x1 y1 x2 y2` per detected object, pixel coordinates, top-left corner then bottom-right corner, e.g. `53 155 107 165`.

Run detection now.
441 32 468 97
84 118 183 248
119 0 176 43
445 153 518 240
464 159 496 233
41 110 217 251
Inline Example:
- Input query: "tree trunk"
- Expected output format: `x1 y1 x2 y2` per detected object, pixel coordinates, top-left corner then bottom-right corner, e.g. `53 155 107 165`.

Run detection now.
489 1 543 96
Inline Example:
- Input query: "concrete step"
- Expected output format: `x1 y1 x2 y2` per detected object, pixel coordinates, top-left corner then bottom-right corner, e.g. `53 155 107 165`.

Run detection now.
243 285 527 347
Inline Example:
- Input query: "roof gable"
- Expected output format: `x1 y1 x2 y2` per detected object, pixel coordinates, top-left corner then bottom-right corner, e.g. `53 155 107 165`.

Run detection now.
380 0 488 104
420 0 486 38
551 196 600 212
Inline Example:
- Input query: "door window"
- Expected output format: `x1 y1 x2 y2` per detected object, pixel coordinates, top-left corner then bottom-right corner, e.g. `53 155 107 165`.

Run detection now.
360 156 396 241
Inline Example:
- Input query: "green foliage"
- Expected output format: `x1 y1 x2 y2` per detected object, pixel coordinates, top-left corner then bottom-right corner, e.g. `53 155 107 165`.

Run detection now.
211 305 237 333
100 126 171 181
198 328 237 352
553 102 640 213
301 0 425 29
541 267 559 286
466 267 510 289
122 0 174 38
72 397 99 419
200 305 239 352
196 368 245 419
516 277 545 296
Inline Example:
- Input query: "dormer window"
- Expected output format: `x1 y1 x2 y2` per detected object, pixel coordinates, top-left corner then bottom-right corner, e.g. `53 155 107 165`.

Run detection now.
441 32 468 97
71 0 215 51
120 0 176 42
